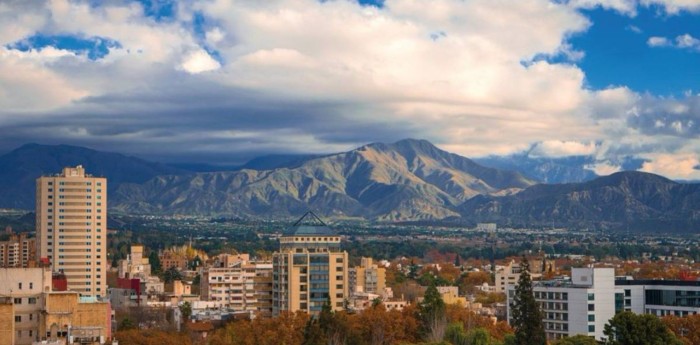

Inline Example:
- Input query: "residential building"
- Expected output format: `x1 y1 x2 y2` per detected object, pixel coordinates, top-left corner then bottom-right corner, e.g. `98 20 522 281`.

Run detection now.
496 258 554 292
0 266 52 344
349 257 386 296
118 244 151 279
272 212 349 315
202 254 273 318
0 298 13 345
36 165 107 297
0 233 36 268
40 291 112 344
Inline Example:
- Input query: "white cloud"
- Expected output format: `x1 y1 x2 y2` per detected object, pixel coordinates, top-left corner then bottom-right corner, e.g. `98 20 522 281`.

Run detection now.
640 153 700 180
0 0 696 176
647 36 670 47
568 0 638 16
530 140 599 157
641 0 700 14
179 50 221 74
675 33 700 49
648 34 700 50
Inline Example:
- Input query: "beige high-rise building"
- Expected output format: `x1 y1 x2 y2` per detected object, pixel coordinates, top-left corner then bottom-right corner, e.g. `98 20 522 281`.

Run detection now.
36 165 107 297
272 212 348 316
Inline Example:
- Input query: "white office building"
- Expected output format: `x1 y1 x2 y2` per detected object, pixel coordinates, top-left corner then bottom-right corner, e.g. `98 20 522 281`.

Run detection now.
508 267 700 342
507 267 616 342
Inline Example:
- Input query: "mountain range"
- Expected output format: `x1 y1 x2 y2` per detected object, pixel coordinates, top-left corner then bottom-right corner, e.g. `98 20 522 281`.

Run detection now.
0 140 698 230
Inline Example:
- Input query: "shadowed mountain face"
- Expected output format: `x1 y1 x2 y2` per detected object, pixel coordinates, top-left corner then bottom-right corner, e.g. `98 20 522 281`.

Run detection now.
0 144 187 209
459 171 700 231
112 139 536 220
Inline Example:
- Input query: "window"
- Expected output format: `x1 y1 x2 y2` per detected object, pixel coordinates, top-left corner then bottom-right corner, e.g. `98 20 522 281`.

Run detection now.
29 282 33 289
18 282 22 290
588 304 595 311
14 298 21 304
588 293 595 301
14 315 21 322
588 314 595 322
588 325 595 333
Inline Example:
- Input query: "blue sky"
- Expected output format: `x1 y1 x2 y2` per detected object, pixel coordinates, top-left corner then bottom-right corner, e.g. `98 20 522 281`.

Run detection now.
572 6 700 96
0 0 699 179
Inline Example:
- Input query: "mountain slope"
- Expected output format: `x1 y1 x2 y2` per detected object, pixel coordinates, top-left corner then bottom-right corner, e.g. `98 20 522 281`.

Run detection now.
0 144 187 209
458 171 700 230
113 139 536 220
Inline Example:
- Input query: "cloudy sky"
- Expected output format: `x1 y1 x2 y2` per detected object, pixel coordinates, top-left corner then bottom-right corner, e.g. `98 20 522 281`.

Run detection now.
0 0 699 179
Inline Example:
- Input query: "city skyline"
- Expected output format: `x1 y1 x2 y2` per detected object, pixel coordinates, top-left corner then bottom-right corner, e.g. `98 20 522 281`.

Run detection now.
0 0 699 180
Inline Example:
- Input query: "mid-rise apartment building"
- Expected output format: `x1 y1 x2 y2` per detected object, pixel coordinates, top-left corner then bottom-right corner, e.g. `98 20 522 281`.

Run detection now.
0 266 52 344
272 212 349 315
202 253 273 318
0 233 36 268
349 257 386 296
496 258 554 292
36 165 107 297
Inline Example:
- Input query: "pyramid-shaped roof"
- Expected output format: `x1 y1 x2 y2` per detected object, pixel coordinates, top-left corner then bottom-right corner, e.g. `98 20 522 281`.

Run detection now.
283 211 336 236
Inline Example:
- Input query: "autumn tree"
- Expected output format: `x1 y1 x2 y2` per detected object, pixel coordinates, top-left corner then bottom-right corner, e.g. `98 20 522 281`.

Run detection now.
114 329 193 345
510 257 545 345
420 282 447 342
603 311 683 345
663 314 700 345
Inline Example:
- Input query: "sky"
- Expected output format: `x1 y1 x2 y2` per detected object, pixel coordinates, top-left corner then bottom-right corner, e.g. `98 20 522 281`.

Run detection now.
0 0 699 179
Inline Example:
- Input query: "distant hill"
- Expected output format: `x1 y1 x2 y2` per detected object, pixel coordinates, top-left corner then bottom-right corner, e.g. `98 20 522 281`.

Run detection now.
0 144 187 209
459 171 700 231
112 139 536 220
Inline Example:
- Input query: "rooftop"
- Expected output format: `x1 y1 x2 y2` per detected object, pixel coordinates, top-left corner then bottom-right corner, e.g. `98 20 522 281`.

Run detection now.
283 211 337 236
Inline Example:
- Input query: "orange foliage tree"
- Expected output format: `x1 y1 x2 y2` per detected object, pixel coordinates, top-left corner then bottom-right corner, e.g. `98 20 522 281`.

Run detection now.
664 314 700 345
114 329 193 345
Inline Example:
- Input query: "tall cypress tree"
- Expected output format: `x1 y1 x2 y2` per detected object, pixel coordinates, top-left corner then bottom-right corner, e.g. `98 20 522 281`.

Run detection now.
511 257 546 345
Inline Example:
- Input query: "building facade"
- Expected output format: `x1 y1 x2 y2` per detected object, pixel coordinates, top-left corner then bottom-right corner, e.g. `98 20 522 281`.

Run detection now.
36 165 107 297
505 267 700 342
507 267 616 342
202 254 273 318
272 213 349 315
349 257 386 296
0 233 36 268
496 258 554 292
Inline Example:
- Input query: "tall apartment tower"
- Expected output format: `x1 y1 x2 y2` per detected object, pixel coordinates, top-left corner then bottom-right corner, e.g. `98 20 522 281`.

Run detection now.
36 165 107 297
272 212 348 316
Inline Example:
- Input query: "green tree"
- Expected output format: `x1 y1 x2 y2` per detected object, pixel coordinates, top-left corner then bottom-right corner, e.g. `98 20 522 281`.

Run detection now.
163 266 182 283
551 334 598 345
445 323 469 345
118 316 136 331
603 311 683 345
179 301 192 323
510 257 546 345
466 328 491 345
149 251 162 275
420 282 447 342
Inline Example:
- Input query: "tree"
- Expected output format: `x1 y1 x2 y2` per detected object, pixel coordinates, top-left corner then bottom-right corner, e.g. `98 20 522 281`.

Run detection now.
163 266 182 283
149 251 162 275
603 311 683 345
510 257 546 345
663 314 700 345
420 282 447 342
119 316 136 331
179 302 192 323
551 334 598 345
